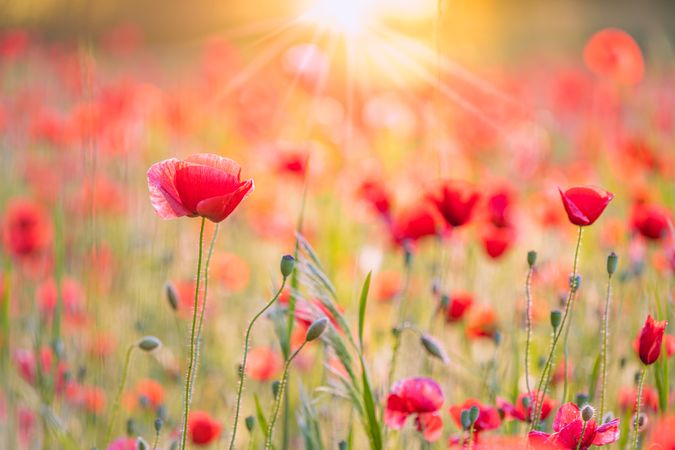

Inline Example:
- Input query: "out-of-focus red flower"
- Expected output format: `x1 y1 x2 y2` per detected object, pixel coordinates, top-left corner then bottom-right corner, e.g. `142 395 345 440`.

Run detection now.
188 410 221 445
497 391 555 423
18 408 36 448
558 186 614 227
391 203 439 245
583 28 644 86
106 437 136 450
528 403 619 449
123 379 165 411
466 307 498 340
430 181 480 228
147 154 254 223
445 292 473 323
100 24 143 55
374 270 402 303
618 385 659 413
245 347 283 381
69 385 106 415
648 415 675 449
37 277 86 326
486 189 513 228
384 377 444 442
0 29 29 59
359 180 392 218
666 334 675 358
635 314 668 365
210 252 250 292
449 398 501 433
276 149 308 178
481 225 515 259
13 347 67 389
2 199 52 259
631 203 672 241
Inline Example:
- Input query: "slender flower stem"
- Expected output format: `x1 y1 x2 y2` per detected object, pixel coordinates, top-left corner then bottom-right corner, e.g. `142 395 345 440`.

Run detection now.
530 226 583 432
387 252 413 389
229 278 288 450
561 298 577 404
632 365 647 450
265 341 306 449
104 344 135 446
467 425 475 450
599 271 614 419
524 263 534 416
152 430 160 450
180 217 206 450
575 421 588 450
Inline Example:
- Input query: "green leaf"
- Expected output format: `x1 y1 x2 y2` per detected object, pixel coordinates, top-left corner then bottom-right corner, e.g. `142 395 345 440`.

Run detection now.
358 272 372 352
254 393 269 440
360 361 382 450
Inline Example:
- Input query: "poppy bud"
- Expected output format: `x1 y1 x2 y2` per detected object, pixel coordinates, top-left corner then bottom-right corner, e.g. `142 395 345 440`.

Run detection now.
272 380 281 398
403 242 413 267
527 250 537 267
245 415 255 432
154 418 163 433
306 317 329 342
469 405 480 425
157 405 167 421
602 412 615 424
550 310 562 330
607 252 618 276
165 281 179 311
636 314 668 365
338 441 347 450
127 418 136 436
420 334 449 364
581 405 594 422
569 274 581 293
136 437 149 450
521 396 531 409
137 336 161 352
460 409 471 429
440 294 449 309
280 254 295 278
633 412 648 432
493 331 502 346
576 393 588 407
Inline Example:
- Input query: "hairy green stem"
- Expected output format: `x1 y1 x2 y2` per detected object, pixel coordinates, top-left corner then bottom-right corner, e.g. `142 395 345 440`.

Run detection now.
104 344 135 446
530 226 583 432
575 420 588 450
229 277 288 450
265 341 306 449
524 264 534 416
179 217 206 450
632 365 647 450
599 272 614 419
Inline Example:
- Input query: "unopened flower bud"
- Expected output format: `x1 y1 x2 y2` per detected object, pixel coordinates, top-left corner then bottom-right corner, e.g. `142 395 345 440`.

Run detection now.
420 334 448 364
581 405 594 422
272 380 281 398
245 415 255 432
460 409 471 429
136 437 149 450
280 255 295 278
440 294 449 309
607 252 618 276
550 310 562 330
165 281 179 311
126 418 136 436
576 393 588 408
137 336 161 352
469 405 480 424
154 418 163 433
521 396 531 409
527 250 537 267
338 441 347 450
306 317 329 342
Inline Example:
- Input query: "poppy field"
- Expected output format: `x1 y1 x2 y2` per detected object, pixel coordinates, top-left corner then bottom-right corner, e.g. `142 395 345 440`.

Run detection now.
0 2 673 449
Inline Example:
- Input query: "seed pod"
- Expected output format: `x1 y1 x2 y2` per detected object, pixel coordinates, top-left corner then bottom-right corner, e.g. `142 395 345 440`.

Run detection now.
137 336 161 352
165 281 179 311
581 405 594 422
306 317 329 342
280 255 295 278
245 415 255 432
272 380 281 398
550 310 562 330
527 250 537 267
420 334 449 364
607 252 618 276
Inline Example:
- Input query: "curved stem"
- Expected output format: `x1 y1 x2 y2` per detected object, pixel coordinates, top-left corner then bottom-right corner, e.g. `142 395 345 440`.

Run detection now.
265 341 306 449
179 217 206 450
104 344 135 446
386 255 413 390
152 429 160 450
529 226 583 432
561 297 577 404
599 273 614 420
229 277 288 450
524 264 534 417
632 365 647 450
575 421 588 450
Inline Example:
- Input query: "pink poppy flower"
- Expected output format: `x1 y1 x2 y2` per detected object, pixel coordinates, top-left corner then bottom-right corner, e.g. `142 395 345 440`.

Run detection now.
528 403 619 449
384 377 445 442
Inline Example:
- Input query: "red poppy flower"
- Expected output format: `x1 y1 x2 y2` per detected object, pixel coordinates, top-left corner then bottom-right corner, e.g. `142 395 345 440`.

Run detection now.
449 398 501 433
147 153 254 223
445 292 473 322
245 347 283 381
497 391 556 423
125 379 165 410
466 307 498 340
648 415 675 449
188 410 221 445
481 225 515 259
583 28 644 86
631 204 672 241
2 199 52 259
359 180 392 218
391 203 439 244
618 385 659 413
37 277 86 326
430 181 480 228
558 186 614 226
528 403 619 449
106 437 137 450
636 314 668 365
486 189 513 228
384 377 445 442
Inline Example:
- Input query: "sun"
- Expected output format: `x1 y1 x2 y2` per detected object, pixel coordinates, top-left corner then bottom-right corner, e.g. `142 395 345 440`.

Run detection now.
300 0 377 37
